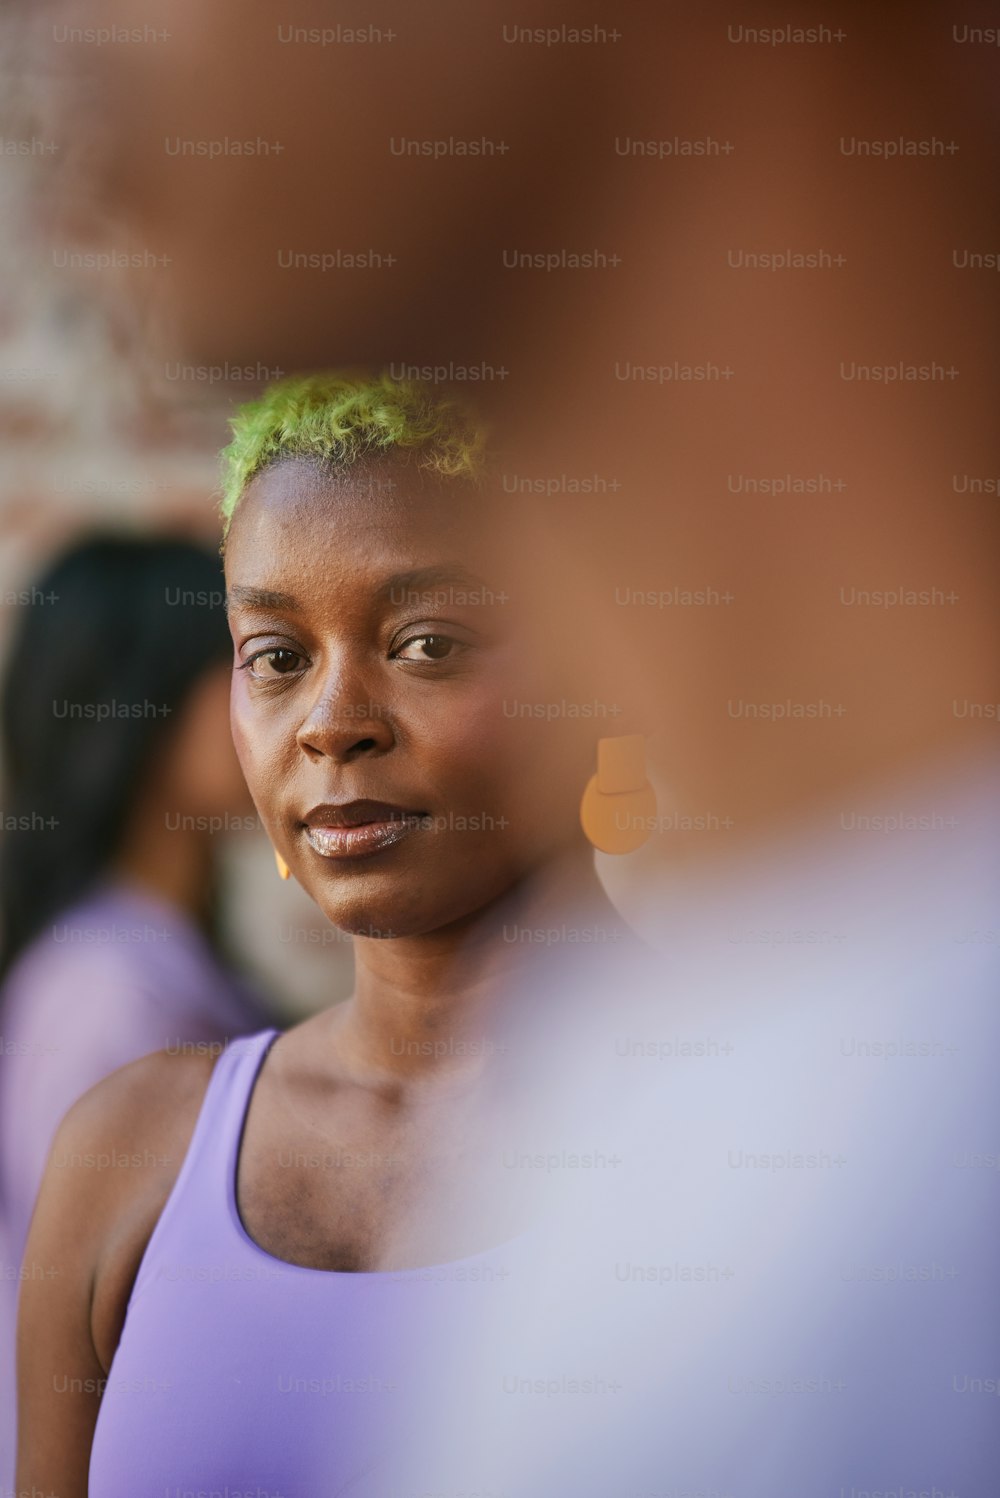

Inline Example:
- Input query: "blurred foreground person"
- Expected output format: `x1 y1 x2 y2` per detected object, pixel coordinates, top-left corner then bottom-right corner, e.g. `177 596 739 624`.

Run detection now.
0 535 273 1487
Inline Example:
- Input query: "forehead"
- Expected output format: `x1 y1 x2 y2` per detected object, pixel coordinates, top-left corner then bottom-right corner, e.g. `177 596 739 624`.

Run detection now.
224 455 495 585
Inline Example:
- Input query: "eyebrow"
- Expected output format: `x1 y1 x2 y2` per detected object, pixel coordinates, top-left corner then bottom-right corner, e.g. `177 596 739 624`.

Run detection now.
225 565 489 615
371 564 489 602
225 586 300 614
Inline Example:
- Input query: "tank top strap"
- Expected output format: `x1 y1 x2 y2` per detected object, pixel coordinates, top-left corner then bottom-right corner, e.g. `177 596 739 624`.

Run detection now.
128 1028 280 1307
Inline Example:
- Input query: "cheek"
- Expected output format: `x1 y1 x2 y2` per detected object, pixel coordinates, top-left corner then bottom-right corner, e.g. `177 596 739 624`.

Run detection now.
229 680 287 820
228 680 251 774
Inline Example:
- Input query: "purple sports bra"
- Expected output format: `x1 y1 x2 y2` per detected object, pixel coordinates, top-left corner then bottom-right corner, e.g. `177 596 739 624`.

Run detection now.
88 1028 535 1496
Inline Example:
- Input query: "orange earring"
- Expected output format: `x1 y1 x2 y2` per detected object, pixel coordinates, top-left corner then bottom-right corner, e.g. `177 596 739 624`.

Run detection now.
580 734 657 854
274 849 290 881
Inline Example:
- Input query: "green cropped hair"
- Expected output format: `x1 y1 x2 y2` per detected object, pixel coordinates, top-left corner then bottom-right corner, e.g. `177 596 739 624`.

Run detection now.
218 371 488 535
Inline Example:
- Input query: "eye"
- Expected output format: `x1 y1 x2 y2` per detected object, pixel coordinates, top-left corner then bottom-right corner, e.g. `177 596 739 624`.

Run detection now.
240 647 307 680
395 633 465 663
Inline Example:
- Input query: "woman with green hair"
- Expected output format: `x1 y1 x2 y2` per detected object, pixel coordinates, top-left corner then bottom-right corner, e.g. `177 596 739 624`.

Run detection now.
16 371 657 1493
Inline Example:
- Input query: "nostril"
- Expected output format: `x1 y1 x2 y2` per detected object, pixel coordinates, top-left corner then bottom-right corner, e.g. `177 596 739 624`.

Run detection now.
296 720 391 760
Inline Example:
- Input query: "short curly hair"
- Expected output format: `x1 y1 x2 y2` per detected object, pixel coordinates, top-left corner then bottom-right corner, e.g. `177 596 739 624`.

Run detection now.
218 370 488 536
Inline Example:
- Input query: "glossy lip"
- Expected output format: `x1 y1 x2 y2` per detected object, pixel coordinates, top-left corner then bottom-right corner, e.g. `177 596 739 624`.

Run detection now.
301 799 427 861
303 800 424 829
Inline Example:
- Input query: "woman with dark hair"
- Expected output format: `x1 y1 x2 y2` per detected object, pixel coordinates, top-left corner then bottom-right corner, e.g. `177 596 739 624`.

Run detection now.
0 535 272 1487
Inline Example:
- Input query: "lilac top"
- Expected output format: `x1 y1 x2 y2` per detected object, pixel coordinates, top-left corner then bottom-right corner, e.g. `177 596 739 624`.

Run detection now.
87 1027 532 1496
0 879 269 1489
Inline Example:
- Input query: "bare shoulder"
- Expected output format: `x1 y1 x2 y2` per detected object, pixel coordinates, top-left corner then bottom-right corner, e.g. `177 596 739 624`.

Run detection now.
56 1042 218 1144
39 1046 220 1369
15 1047 222 1492
57 1042 219 1154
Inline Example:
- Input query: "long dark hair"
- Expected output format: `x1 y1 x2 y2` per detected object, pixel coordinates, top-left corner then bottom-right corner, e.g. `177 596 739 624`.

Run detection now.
0 534 233 984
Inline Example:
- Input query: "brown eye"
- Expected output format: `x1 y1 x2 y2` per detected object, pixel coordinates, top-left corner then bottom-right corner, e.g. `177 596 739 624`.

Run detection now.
245 648 305 678
396 634 462 662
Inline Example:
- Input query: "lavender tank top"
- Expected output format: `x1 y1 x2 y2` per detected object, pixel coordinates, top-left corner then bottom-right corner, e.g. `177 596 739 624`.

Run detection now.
88 1028 533 1496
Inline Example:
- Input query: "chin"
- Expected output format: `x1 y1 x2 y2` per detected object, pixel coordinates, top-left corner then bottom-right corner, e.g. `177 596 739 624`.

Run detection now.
310 869 511 942
308 887 437 941
307 887 404 939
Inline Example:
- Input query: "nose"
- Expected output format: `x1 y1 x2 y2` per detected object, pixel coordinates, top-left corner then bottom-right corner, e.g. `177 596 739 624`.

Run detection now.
295 661 396 763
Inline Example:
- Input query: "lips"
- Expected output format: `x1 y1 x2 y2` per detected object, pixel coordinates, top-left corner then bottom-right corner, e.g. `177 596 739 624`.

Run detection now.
303 800 425 830
300 800 427 861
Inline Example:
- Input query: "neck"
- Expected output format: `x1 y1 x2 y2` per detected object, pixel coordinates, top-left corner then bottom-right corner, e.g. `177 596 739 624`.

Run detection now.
331 843 639 1098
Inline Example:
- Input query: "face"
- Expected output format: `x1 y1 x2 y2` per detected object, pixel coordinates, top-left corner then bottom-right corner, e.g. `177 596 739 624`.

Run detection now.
224 457 597 938
147 661 255 821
